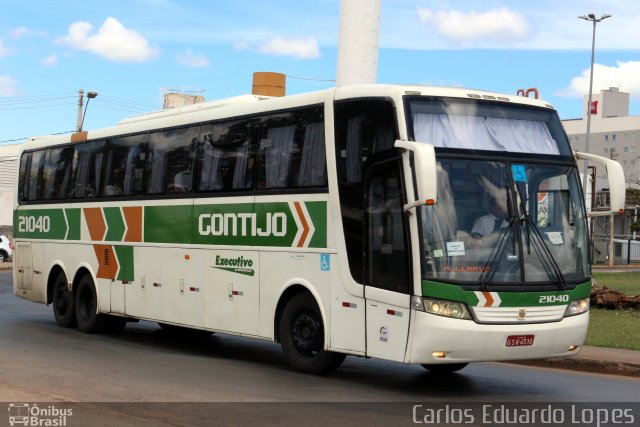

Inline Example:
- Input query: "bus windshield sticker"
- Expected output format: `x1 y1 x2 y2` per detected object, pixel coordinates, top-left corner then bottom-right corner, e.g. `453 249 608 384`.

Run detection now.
512 164 527 183
321 253 330 271
433 249 444 258
446 241 465 256
546 232 564 245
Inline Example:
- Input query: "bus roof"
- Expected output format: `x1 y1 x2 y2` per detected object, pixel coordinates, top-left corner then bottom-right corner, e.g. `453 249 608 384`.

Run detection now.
22 84 555 151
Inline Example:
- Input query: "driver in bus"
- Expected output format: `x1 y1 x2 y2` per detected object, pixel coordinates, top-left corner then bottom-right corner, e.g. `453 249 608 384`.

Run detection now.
471 197 508 239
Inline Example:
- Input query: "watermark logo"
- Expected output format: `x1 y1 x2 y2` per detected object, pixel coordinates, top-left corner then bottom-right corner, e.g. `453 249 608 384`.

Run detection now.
7 403 72 426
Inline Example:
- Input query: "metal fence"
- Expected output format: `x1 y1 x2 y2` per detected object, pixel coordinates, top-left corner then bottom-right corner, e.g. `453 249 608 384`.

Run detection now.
592 235 640 265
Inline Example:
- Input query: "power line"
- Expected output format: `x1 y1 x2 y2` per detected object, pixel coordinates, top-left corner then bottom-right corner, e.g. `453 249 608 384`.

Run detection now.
0 131 73 144
286 74 336 83
0 102 76 111
0 95 77 106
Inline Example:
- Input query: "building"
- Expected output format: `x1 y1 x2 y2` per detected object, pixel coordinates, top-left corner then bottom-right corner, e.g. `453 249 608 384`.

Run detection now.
562 87 640 190
562 88 640 264
0 143 20 234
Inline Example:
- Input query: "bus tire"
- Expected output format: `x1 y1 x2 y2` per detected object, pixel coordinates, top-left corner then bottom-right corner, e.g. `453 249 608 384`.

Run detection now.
279 292 345 375
52 272 77 328
75 275 108 334
421 363 468 375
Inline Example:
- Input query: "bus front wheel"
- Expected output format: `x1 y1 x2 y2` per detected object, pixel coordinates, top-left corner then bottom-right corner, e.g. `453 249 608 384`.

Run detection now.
75 275 108 333
421 363 468 375
279 292 345 375
52 272 77 328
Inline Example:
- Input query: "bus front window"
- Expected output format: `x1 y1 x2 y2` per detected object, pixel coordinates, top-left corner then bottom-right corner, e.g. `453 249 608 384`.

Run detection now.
420 159 589 287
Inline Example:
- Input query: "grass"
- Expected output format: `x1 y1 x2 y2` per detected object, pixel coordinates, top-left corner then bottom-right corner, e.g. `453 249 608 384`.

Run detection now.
586 272 640 350
585 309 640 350
591 272 640 295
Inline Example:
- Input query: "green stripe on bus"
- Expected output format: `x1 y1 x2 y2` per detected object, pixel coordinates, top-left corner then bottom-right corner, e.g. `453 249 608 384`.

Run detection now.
422 280 592 307
306 201 327 248
14 208 68 240
65 208 81 240
104 207 126 242
114 245 134 282
144 205 193 244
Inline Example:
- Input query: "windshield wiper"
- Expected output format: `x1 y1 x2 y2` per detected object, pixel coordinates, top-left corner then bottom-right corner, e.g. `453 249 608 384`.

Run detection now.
477 217 515 290
522 215 568 289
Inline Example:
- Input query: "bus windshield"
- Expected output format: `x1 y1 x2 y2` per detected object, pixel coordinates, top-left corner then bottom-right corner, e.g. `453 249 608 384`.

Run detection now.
419 158 589 286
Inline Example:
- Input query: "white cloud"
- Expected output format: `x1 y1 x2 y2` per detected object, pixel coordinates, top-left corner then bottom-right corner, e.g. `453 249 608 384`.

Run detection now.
258 36 320 59
41 54 58 67
176 48 209 68
56 17 160 62
558 61 640 99
416 7 530 45
0 76 19 96
9 26 30 39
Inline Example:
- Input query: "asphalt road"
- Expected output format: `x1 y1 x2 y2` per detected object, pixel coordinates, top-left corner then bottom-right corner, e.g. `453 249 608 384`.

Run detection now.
1 271 639 426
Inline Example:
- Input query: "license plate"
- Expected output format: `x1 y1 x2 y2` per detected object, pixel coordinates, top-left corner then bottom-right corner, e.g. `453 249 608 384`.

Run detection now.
506 334 534 347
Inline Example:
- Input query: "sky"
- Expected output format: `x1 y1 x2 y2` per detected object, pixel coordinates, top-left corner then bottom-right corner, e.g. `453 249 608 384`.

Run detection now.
1 0 640 143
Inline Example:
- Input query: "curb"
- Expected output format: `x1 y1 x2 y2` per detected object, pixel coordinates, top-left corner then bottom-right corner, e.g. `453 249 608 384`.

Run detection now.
508 357 640 378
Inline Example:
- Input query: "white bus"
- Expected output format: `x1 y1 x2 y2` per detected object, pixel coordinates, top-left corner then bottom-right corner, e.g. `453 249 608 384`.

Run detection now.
13 84 625 375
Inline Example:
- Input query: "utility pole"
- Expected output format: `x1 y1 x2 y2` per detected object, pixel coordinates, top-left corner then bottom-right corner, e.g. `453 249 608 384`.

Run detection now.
76 89 84 132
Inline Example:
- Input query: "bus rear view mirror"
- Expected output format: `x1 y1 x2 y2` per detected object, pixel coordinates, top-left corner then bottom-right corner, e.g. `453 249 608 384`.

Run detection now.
394 140 438 210
574 151 626 216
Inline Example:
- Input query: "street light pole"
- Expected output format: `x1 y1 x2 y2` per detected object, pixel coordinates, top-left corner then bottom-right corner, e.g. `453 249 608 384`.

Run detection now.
578 13 611 194
578 13 611 265
75 89 99 132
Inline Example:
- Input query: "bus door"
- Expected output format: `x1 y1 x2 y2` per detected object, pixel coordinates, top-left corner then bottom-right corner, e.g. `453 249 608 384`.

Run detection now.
363 160 412 361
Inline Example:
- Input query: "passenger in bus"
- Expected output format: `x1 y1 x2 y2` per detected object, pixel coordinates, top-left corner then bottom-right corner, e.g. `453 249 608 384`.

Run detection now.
104 167 123 196
470 197 508 238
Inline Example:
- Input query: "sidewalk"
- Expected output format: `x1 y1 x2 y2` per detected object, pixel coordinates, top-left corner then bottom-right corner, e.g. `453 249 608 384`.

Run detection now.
510 345 640 377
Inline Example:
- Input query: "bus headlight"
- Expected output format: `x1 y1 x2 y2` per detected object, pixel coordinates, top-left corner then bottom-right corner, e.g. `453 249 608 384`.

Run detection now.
564 298 589 317
412 296 471 320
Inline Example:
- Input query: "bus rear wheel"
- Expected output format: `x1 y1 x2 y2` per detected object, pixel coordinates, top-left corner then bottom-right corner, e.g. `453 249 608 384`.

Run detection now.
279 292 345 375
421 363 468 375
52 272 77 328
75 275 108 333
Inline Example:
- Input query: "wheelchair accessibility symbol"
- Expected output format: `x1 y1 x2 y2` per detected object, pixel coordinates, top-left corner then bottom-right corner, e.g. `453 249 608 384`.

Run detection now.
320 254 330 271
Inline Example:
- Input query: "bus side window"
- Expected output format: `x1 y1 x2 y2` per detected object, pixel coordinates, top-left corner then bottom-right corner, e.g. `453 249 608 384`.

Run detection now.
27 150 46 201
18 152 31 202
147 126 198 195
296 121 326 187
70 140 106 198
334 99 399 284
42 146 74 200
365 163 411 293
257 113 298 189
103 134 148 197
196 119 254 192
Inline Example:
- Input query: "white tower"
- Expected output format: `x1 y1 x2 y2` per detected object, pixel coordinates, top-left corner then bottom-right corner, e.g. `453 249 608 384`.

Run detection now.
336 0 381 86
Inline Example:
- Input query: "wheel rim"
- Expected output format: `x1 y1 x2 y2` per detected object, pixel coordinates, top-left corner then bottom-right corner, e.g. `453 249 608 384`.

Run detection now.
53 282 70 316
291 309 323 357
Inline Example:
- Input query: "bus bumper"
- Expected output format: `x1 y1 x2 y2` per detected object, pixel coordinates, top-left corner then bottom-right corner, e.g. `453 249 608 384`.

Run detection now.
406 310 589 364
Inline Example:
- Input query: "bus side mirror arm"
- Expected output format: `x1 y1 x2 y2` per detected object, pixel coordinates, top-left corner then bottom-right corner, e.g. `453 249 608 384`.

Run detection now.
394 140 438 212
574 151 626 216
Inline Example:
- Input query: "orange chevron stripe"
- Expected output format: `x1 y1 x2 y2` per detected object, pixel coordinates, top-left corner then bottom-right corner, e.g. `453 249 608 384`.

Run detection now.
84 208 106 241
123 206 143 242
293 202 310 247
483 291 494 307
93 245 118 279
